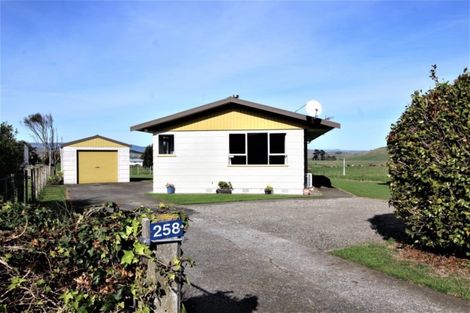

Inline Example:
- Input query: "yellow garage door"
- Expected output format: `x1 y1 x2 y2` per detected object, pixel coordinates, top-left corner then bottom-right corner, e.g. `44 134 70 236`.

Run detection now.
77 151 118 184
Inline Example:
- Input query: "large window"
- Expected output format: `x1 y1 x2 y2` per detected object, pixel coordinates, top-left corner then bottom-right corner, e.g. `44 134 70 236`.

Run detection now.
229 133 286 165
158 134 174 155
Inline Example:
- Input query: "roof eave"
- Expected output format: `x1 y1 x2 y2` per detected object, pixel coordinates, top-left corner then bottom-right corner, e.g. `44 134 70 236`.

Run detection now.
62 135 131 148
130 97 341 133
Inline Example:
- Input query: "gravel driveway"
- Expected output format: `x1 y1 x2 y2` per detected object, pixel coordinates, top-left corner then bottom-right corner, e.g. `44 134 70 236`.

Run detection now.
66 182 470 312
183 198 469 313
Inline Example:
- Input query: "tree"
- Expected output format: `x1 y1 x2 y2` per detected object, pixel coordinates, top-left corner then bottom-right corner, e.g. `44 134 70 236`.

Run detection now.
22 113 58 171
312 149 320 160
387 66 470 254
141 144 153 168
0 122 24 177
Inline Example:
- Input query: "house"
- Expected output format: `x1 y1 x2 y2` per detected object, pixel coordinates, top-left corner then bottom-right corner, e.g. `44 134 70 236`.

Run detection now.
131 96 340 194
61 135 130 184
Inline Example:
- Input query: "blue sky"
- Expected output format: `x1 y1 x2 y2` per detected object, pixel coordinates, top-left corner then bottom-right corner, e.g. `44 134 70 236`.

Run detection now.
1 1 468 150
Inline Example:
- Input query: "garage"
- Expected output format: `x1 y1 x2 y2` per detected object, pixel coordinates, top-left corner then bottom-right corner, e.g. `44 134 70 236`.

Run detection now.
61 135 130 184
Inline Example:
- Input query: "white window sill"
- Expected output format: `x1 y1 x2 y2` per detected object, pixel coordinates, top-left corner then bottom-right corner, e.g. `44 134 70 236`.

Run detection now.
228 164 288 167
157 154 176 157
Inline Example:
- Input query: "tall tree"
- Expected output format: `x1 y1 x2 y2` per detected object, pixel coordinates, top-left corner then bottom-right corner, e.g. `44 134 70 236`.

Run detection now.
0 122 24 177
141 144 153 168
22 113 57 171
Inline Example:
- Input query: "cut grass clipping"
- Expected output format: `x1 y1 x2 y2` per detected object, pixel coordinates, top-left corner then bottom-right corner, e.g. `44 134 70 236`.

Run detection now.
332 243 470 300
149 193 306 205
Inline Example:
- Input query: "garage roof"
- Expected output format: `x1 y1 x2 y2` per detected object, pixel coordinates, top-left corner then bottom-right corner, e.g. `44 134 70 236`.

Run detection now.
62 135 131 148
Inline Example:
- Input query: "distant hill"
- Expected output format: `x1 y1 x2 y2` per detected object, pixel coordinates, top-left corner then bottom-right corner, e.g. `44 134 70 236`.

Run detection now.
307 149 365 159
347 147 388 162
130 145 146 153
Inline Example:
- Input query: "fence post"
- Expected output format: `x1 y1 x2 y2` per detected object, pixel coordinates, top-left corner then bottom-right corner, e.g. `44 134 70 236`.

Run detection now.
15 170 25 203
141 217 181 313
24 169 29 203
31 167 36 202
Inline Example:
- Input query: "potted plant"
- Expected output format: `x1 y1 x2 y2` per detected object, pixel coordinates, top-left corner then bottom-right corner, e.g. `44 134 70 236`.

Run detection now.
166 183 175 194
265 184 273 195
216 181 233 194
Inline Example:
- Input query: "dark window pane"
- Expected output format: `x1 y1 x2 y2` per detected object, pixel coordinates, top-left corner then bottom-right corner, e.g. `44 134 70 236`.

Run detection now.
269 155 285 164
248 133 268 164
231 156 246 164
159 135 174 154
270 133 286 153
229 134 245 154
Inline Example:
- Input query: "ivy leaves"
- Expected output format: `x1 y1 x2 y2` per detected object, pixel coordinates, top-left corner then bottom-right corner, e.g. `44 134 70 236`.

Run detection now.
0 202 191 312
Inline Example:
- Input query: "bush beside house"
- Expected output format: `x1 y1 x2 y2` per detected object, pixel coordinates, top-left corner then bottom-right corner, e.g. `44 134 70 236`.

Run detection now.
387 67 470 255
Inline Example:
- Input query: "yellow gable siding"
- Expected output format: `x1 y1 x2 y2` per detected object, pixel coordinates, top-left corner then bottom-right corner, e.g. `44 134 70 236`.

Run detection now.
171 110 301 131
69 138 126 148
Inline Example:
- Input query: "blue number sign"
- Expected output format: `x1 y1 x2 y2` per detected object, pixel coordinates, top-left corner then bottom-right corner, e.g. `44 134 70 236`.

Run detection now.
150 219 184 242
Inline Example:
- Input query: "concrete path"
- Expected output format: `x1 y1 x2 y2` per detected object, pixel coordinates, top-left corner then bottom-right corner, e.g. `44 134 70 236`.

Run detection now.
65 182 470 313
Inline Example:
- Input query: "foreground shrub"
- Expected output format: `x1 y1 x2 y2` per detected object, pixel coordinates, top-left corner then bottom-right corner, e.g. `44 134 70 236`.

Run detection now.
0 202 190 312
387 67 470 255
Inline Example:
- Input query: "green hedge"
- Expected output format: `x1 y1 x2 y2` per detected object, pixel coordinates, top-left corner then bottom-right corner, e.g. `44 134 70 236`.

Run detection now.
387 67 470 255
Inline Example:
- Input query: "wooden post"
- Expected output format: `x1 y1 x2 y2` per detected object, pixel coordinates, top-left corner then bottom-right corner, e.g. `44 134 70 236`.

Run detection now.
142 218 181 313
31 168 36 202
154 242 180 313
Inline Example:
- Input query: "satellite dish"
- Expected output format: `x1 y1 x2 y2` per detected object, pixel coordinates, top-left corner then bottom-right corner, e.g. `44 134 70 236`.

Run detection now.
305 99 322 117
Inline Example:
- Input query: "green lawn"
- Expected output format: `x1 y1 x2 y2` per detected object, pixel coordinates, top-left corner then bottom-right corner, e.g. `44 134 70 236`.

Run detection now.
331 179 390 200
39 185 66 202
332 243 470 300
149 193 307 205
309 151 390 199
39 185 67 209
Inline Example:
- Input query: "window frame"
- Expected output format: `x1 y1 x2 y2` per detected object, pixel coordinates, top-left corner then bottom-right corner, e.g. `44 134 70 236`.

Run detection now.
158 134 175 155
228 132 287 166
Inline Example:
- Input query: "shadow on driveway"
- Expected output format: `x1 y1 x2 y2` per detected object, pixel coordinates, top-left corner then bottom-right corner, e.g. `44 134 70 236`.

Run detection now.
368 213 409 243
184 283 258 313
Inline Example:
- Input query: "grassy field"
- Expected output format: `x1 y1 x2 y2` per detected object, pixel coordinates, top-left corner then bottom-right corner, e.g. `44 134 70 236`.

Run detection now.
332 243 470 300
310 147 390 199
130 166 153 180
149 193 306 205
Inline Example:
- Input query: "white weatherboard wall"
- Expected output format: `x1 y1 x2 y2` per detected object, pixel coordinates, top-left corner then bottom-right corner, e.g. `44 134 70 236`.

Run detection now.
153 130 304 194
62 147 130 184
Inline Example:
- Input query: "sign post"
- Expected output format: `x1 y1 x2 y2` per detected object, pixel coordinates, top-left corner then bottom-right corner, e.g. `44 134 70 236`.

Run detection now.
141 217 184 313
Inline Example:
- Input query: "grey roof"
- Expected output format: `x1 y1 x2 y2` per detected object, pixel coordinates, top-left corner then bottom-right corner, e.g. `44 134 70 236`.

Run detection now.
130 96 340 134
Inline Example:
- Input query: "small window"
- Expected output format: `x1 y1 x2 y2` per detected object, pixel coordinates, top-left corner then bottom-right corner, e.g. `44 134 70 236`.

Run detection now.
270 133 286 153
229 134 245 154
159 135 174 154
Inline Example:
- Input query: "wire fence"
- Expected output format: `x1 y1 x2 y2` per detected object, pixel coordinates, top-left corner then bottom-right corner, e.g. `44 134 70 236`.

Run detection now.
130 165 153 177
